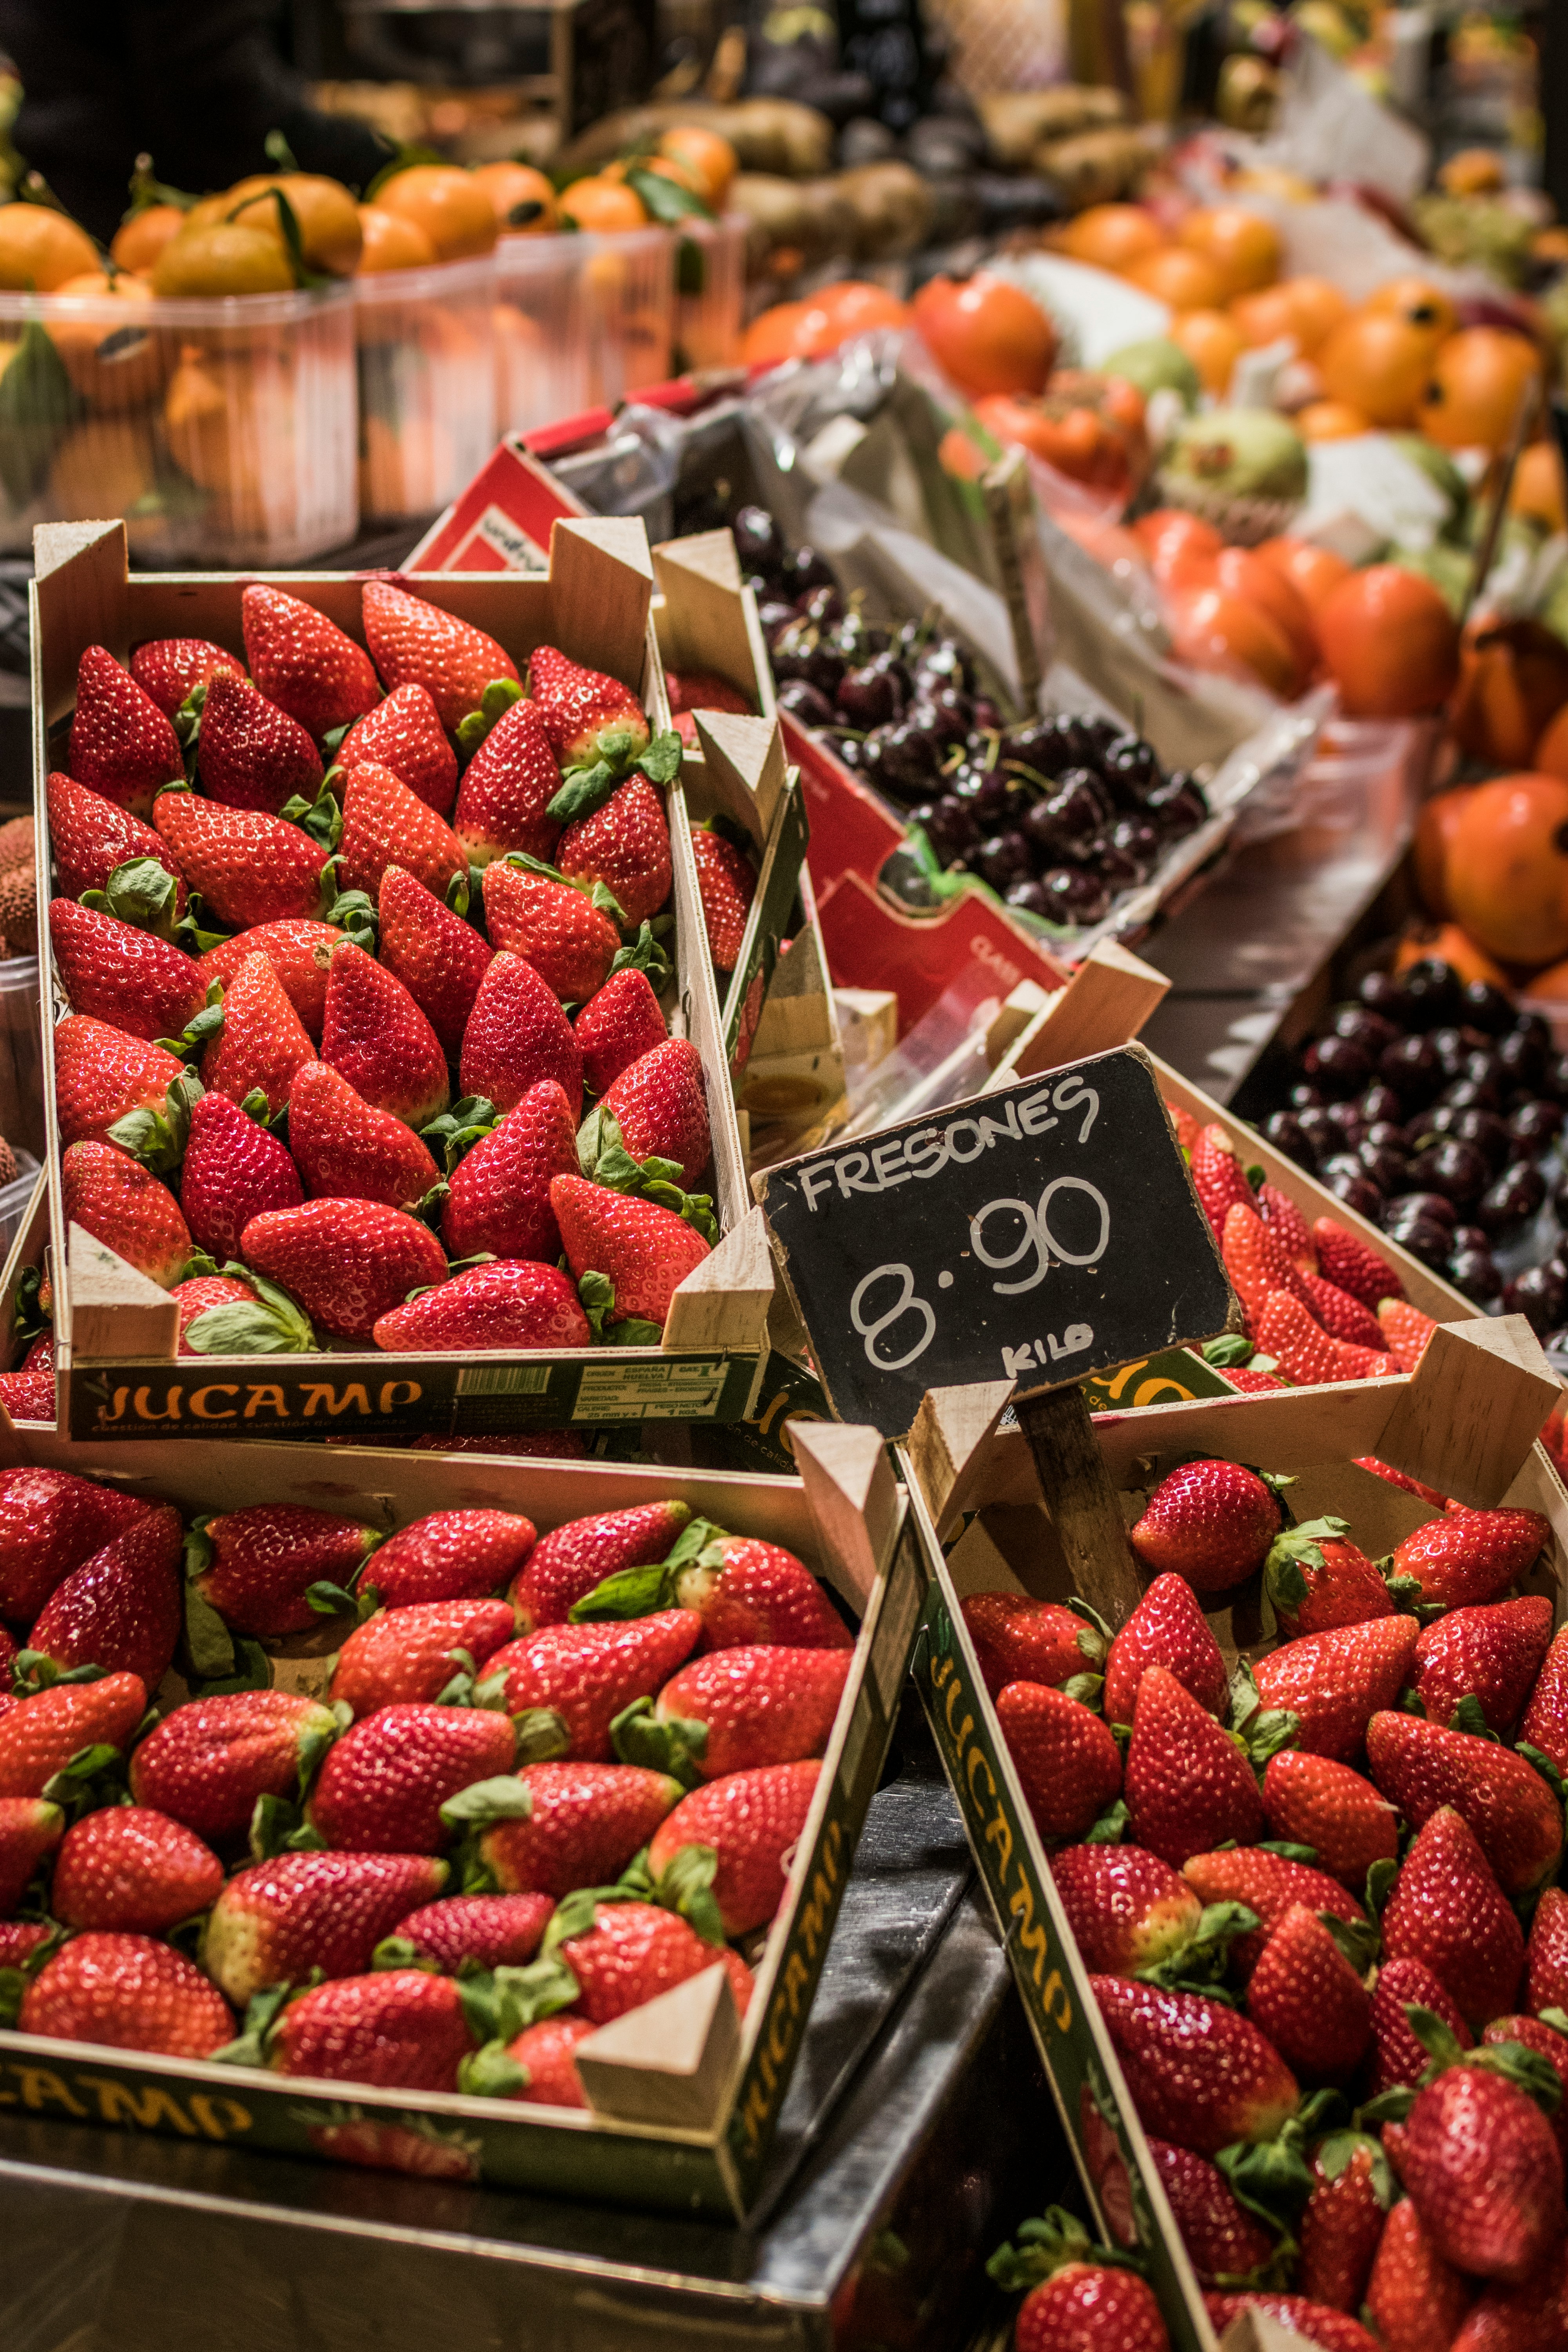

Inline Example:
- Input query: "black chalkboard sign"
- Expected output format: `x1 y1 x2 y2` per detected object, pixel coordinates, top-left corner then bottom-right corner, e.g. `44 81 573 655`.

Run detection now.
760 1046 1237 1436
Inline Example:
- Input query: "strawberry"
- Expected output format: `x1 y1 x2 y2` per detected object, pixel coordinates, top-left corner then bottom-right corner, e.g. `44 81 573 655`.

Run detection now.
376 864 493 1058
1090 1976 1299 2153
372 1260 592 1352
179 1089 303 1258
1245 1903 1372 2082
1370 1956 1474 2094
1256 1180 1317 1270
21 1930 233 2057
202 949 316 1116
647 1759 819 1936
29 1502 183 1687
460 951 583 1116
196 673 323 813
588 1529 855 1654
0 1797 63 1911
48 897 204 1044
959 1592 1104 1700
551 1174 711 1328
1128 1458 1286 1594
1298 2135 1392 2310
63 1140 191 1286
330 1597 516 1718
441 1079 575 1261
197 918 343 1041
190 1503 381 1638
511 1501 693 1633
1414 1596 1555 1735
1364 2192 1475 2352
454 699 564 867
598 1039 711 1190
1383 1806 1524 2026
528 644 649 771
46 771 188 915
1312 1218 1402 1305
998 1683 1123 1842
1264 1516 1392 1635
1524 1886 1568 2016
260 1967 472 2088
1255 1292 1399 1385
1260 1750 1398 1887
414 1432 588 1458
475 1761 682 1898
0 1338 53 1426
1482 2014 1568 2162
51 1804 223 1933
1048 1845 1203 1974
130 637 247 718
557 777 671 930
362 579 519 734
1190 1123 1255 1239
289 1058 439 1210
996 2210 1170 2352
54 1017 192 1154
1355 1456 1449 1508
338 760 466 906
1378 1296 1438 1374
366 1509 535 1611
152 792 329 929
496 2014 593 2107
241 583 380 739
1103 1573 1228 1725
481 859 619 1003
172 1273 265 1354
1221 1198 1316 1325
1148 2139 1275 2288
690 830 756 972
241 1199 447 1341
1125 1665 1265 1866
338 682 457 817
321 936 450 1129
0 1468 151 1621
307 1702 520 1852
1203 2296 1376 2352
384 1893 553 1973
1520 1627 1568 1777
622 1642 851 1780
202 1850 449 2005
129 1690 340 1848
573 965 667 1094
1449 2242 1568 2348
1181 1847 1367 1979
483 1611 702 1763
552 1897 753 2024
0 1672 147 1798
1252 1614 1419 1762
665 670 752 717
1398 2051 1564 2284
68 646 184 817
1388 1509 1550 1614
1301 1273 1387 1350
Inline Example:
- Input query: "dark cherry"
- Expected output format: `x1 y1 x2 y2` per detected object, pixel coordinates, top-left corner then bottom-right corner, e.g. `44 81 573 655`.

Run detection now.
1406 1138 1489 1207
1508 1099 1563 1154
1145 777 1208 838
1359 1083 1406 1127
1100 733 1161 810
1004 715 1088 775
733 505 784 571
1430 1025 1490 1081
1391 1217 1457 1270
1397 959 1465 1030
1385 1190 1457 1232
874 720 944 803
1377 1034 1440 1104
1363 1121 1408 1152
1422 1104 1511 1172
796 584 845 628
1514 1011 1553 1054
1324 1167 1385 1220
1024 783 1102 863
1448 1248 1503 1304
1544 1053 1568 1105
975 831 1033 888
1333 1007 1399 1055
1359 1142 1410 1193
782 545 836 597
1289 1084 1325 1112
1358 969 1407 1019
1305 1036 1374 1101
1110 817 1160 877
1096 844 1143 891
1325 1100 1367 1143
914 641 977 697
1004 878 1053 916
1439 1074 1503 1116
1295 1106 1338 1159
971 696 1003 732
1553 1169 1568 1227
1039 867 1111 924
826 731 862 768
918 686 974 746
1497 1028 1545 1090
1263 1109 1316 1168
775 677 836 728
1455 979 1514 1035
1450 1225 1489 1253
758 597 798 637
923 795 981 859
1504 1263 1568 1337
1475 1161 1546 1235
955 769 1011 825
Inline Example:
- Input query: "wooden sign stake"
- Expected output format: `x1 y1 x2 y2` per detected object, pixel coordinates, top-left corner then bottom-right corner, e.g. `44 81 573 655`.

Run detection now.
1013 1381 1145 1628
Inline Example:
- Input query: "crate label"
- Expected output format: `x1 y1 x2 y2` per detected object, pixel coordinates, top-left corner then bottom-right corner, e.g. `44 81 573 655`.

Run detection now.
571 1356 731 1421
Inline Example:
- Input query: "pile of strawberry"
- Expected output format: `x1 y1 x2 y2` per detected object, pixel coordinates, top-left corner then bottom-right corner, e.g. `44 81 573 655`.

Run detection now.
1175 1107 1440 1392
0 1466 854 2119
42 577 758 1359
969 1451 1568 2352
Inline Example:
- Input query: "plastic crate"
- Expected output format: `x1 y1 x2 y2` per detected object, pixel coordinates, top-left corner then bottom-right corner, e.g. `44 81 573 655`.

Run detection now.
675 214 746 372
354 258 499 525
494 233 591 437
581 226 674 406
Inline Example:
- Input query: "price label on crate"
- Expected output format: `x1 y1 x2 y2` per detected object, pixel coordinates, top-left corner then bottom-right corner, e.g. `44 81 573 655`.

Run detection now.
760 1046 1236 1435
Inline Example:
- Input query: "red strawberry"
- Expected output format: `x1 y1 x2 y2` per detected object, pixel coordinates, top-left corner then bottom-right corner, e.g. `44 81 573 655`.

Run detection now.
1203 2295 1376 2352
1128 1458 1286 1594
460 951 583 1116
338 682 457 816
365 1509 535 1611
178 1090 303 1260
0 1797 63 1911
152 792 329 929
1302 1273 1387 1350
1482 2014 1568 2162
510 1501 693 1633
1382 1806 1523 2027
1265 1516 1392 1636
51 1805 223 1933
961 1592 1105 1700
202 1849 448 2005
197 918 343 1042
63 1140 191 1285
1414 1597 1554 1734
664 669 752 716
484 1611 702 1763
1450 2241 1568 2348
1048 1844 1202 1974
998 1682 1123 1842
289 1058 439 1210
481 859 619 1003
196 673 324 813
1312 1218 1403 1306
1221 1198 1316 1324
550 1174 711 1327
372 1259 591 1352
454 699 564 867
1218 1366 1290 1392
46 771 188 915
441 1079 575 1260
0 1467 151 1620
1256 1180 1317 1270
172 1272 263 1353
190 1503 380 1639
130 637 247 718
241 1198 447 1340
53 1017 191 1153
647 1758 819 1936
1090 1976 1298 2154
1246 1903 1373 2082
497 2014 594 2107
376 864 493 1058
321 936 450 1129
241 583 380 738
1525 1885 1568 2016
1260 1749 1398 1887
690 830 756 972
48 898 204 1043
1190 1123 1255 1238
1298 2135 1392 2309
573 965 667 1094
1379 1296 1438 1374
202 948 315 1115
558 777 672 930
68 646 183 817
1149 2139 1275 2288
129 1690 340 1847
598 1519 845 1659
1164 1098 1200 1149
29 1502 183 1687
1388 1509 1550 1613
528 644 648 770
1125 1665 1265 1865
628 1642 850 1780
1001 2211 1171 2352
1181 1847 1367 1980
362 579 519 734
1103 1573 1227 1725
477 1761 682 1898
599 1039 711 1189
330 1597 517 1717
263 1968 472 2088
0 1672 147 1799
385 1893 553 1973
307 1702 519 1851
22 1930 233 2056
1520 1627 1568 1777
554 1897 753 2024
339 760 466 906
1401 2058 1564 2284
1251 1614 1419 1761
1370 1956 1475 2094
1364 2188 1475 2352
1256 1291 1399 1384
1354 1456 1449 1507
0 1336 53 1426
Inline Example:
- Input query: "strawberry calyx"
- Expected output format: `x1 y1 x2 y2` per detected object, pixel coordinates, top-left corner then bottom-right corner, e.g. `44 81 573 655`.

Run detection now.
105 1067 203 1176
568 1515 728 1624
608 917 675 990
986 2207 1148 2294
10 1650 106 1699
154 978 227 1063
322 887 379 953
454 678 525 757
545 728 682 827
1519 1742 1568 1804
454 1951 582 2092
279 778 343 856
0 1925 67 2029
500 848 628 935
439 1773 535 1833
612 1695 707 1788
1132 1899 1260 2000
421 1095 501 1175
247 1791 329 1860
1084 1795 1129 1843
12 1263 49 1346
1359 2004 1566 2128
571 1116 720 1245
1263 1517 1352 1614
80 855 184 940
369 1936 439 1976
647 1839 727 1947
213 1972 321 2068
1214 2089 1339 2236
1229 1661 1301 1772
40 1739 132 1822
183 1263 318 1357
575 1271 664 1349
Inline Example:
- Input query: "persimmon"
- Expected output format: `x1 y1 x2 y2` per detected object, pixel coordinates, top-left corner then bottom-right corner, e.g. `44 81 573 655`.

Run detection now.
1394 922 1512 992
1057 203 1166 272
1256 535 1352 614
1412 788 1475 918
1447 773 1568 967
1416 327 1543 454
973 372 1147 499
1512 439 1568 534
110 204 186 276
0 203 98 291
1450 619 1568 771
812 281 909 338
1314 564 1459 718
1363 274 1457 341
1178 206 1281 296
1169 309 1243 396
741 283 907 369
471 162 557 235
911 272 1056 399
374 165 499 260
1132 507 1223 583
1296 399 1372 441
1166 580 1306 699
1536 699 1568 780
1316 311 1436 428
1125 246 1230 312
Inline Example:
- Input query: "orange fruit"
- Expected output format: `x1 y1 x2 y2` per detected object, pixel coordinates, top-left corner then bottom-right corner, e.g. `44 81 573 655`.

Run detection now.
225 175 362 276
1412 788 1474 918
1230 274 1349 356
1167 580 1305 699
1124 246 1230 312
1448 773 1568 967
740 282 908 369
741 300 811 369
1255 535 1352 615
1394 922 1512 992
470 162 557 236
49 414 158 525
0 204 98 292
557 176 647 233
813 280 909 337
642 155 707 199
109 204 186 276
1281 276 1352 354
49 271 165 410
1316 311 1436 428
1512 439 1568 534
1450 617 1568 770
1177 206 1281 296
911 272 1056 399
1057 203 1166 272
152 223 294 298
1132 508 1223 583
1315 564 1460 719
1439 148 1505 196
1363 274 1457 341
1169 308 1243 395
374 166 499 261
1536 700 1568 780
356 206 436 274
658 125 738 211
1415 326 1543 454
1296 399 1372 441
1213 545 1317 672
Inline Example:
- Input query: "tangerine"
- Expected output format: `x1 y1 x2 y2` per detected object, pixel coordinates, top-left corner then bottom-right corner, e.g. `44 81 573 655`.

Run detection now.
374 166 499 261
1256 535 1352 615
356 206 436 274
1415 326 1543 454
1295 399 1372 441
49 413 158 525
1363 274 1457 341
109 204 187 276
470 162 557 236
1132 507 1223 583
1315 563 1459 718
557 176 647 234
911 272 1056 398
1213 545 1317 671
151 223 294 298
1169 309 1243 396
1447 773 1568 967
48 271 165 410
1316 311 1435 428
225 176 362 276
1166 580 1305 698
1230 274 1349 356
0 204 98 292
1124 246 1230 312
1177 206 1281 296
657 126 738 211
1056 203 1166 272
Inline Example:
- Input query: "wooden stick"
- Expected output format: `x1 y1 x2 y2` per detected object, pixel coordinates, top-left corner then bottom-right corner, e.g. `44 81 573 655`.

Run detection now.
1013 1381 1144 1627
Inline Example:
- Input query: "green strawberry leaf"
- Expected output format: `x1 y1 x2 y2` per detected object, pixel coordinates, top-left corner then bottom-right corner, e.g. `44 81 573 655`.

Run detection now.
1458 2037 1564 2116
568 1563 672 1623
610 1695 706 1787
421 1096 498 1175
1356 2084 1415 2128
1202 1334 1256 1368
431 1647 477 1708
1084 1796 1128 1845
1364 1855 1398 1920
649 1839 726 1945
641 1180 719 1247
370 1936 438 1974
185 1265 316 1357
185 1635 270 1700
457 2040 530 2098
1404 2002 1468 2076
305 1580 363 1619
483 1952 582 2042
512 1709 572 1763
1320 1910 1379 1975
1449 1693 1501 1742
1383 1572 1426 1613
438 1775 535 1829
636 729 684 786
1399 1686 1427 1717
1539 2007 1568 2036
279 782 342 852
1257 1840 1318 1864
12 1265 48 1345
106 1068 205 1178
183 1584 235 1681
39 1741 126 1820
455 677 526 755
1216 2131 1317 2231
1313 2128 1394 2207
608 920 673 990
172 681 208 753
212 1978 304 2069
11 1651 105 1697
1060 1672 1104 1709
1519 1743 1568 1804
81 857 185 940
1137 1900 1258 1991
326 887 378 952
1263 1517 1351 1612
500 849 628 933
547 760 620 826
577 1269 615 1339
986 2209 1143 2293
612 1318 665 1347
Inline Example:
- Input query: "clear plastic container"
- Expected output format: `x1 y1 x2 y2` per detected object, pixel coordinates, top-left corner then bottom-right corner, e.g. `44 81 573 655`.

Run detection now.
0 955 41 1160
494 233 590 436
0 1152 39 1264
0 283 358 565
675 214 746 372
354 257 498 524
580 226 675 405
